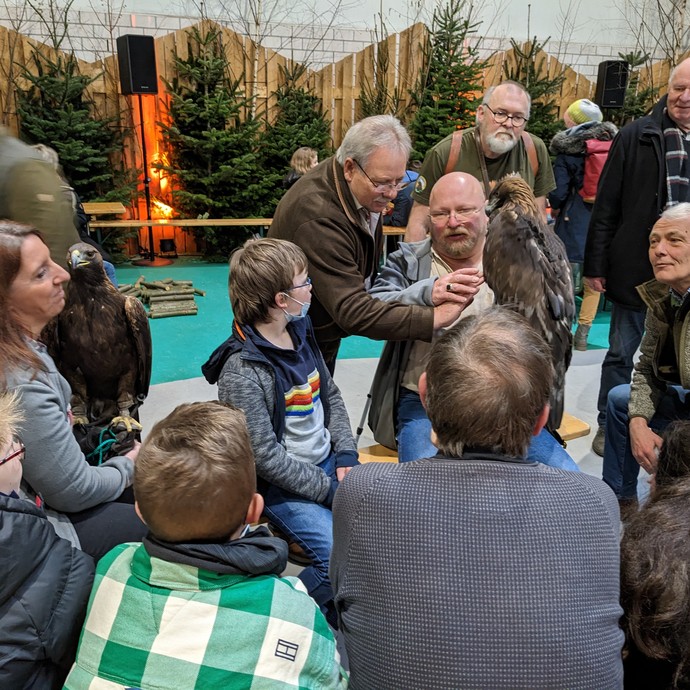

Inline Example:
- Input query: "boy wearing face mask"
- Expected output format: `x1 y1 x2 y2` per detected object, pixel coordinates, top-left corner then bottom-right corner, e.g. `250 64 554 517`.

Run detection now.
202 238 358 627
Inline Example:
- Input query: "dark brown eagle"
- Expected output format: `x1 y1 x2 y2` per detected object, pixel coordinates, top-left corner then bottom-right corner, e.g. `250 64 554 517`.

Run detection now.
483 175 575 431
44 243 152 432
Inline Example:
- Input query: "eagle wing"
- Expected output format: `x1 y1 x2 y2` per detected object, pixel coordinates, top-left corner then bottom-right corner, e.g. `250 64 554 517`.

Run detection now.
484 209 575 429
124 295 152 403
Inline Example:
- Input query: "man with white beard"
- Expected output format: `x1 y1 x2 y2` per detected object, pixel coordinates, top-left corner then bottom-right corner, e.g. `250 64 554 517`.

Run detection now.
405 80 555 242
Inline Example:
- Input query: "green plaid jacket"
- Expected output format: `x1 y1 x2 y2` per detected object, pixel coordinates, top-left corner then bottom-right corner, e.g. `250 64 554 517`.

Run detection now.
64 543 348 689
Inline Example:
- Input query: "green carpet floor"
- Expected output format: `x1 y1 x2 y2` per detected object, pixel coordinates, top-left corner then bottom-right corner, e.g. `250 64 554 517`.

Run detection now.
116 261 610 385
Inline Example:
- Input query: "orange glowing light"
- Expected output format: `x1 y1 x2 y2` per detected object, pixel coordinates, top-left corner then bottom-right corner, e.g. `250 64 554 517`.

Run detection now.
152 199 174 219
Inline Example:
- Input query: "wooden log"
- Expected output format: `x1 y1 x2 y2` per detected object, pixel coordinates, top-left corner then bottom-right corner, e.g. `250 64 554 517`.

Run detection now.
149 300 197 310
141 281 170 290
149 294 196 303
171 280 193 286
149 307 198 319
161 278 174 284
193 288 206 297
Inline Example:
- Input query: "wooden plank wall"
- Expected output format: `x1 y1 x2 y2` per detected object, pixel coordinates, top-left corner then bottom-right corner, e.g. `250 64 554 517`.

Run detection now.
0 22 681 254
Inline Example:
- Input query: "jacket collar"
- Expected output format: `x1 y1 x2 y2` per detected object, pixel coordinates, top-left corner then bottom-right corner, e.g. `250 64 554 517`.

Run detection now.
139 525 288 585
332 156 363 227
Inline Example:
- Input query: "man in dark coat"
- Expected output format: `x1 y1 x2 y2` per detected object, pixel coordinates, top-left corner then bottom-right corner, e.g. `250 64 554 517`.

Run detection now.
269 115 475 371
584 57 690 456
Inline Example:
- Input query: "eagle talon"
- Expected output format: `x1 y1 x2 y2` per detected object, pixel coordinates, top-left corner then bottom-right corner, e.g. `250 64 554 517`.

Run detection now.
110 416 142 433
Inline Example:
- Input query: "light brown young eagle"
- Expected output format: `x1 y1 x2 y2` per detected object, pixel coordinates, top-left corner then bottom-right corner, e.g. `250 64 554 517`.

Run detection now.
44 243 152 432
483 175 575 431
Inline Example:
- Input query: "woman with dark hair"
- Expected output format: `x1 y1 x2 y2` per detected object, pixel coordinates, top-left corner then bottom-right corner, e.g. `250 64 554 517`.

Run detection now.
621 464 690 688
0 221 145 560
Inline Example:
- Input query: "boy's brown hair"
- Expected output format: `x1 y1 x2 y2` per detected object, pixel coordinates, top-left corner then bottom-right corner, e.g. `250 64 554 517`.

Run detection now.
229 238 308 325
134 401 256 542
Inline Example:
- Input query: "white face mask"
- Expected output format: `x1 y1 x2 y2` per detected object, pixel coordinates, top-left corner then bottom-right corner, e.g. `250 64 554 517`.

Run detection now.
281 293 310 322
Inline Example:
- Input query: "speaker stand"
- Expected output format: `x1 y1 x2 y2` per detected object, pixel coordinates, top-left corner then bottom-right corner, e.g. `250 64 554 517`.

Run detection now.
132 93 173 268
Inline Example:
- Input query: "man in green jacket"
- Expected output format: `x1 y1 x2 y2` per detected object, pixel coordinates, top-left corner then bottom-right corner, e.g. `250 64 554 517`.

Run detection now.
0 129 78 262
603 203 690 506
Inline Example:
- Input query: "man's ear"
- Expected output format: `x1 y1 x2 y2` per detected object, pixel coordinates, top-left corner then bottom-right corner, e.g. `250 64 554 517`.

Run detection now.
245 493 264 525
134 501 147 526
418 372 428 410
533 405 550 437
343 157 356 183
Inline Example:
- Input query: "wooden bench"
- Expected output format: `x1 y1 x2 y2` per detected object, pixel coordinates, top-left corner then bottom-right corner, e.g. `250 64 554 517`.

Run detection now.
83 202 127 243
82 202 127 216
358 413 591 464
88 218 273 229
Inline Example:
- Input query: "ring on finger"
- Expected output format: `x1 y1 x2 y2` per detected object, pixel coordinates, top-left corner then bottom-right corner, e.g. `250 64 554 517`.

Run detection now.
446 283 452 292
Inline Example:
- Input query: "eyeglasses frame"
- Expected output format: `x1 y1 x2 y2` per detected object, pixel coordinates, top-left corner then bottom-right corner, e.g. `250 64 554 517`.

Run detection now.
483 103 528 128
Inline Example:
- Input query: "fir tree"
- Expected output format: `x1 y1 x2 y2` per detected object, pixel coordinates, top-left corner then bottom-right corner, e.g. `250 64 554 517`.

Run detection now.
16 51 133 205
261 62 331 210
158 25 279 259
503 38 565 145
16 48 137 260
407 0 487 160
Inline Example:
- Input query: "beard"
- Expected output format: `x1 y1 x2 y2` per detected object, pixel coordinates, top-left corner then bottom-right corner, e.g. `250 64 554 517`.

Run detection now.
485 131 518 155
438 230 481 259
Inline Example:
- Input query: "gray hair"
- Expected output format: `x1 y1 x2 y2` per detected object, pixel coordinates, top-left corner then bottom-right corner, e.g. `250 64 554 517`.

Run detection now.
336 115 411 167
661 202 690 221
669 58 690 85
478 81 532 123
32 143 60 170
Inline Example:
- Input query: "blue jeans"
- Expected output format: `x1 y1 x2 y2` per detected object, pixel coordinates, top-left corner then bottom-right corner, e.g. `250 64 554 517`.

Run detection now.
596 304 646 428
397 388 580 471
260 454 336 612
603 383 690 499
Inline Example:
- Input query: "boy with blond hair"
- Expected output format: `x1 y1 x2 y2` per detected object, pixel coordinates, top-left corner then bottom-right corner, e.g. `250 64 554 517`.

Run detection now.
203 239 358 627
65 401 347 689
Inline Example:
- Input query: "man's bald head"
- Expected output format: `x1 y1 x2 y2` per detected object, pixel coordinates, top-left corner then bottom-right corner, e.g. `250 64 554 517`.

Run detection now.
428 173 488 266
429 172 485 209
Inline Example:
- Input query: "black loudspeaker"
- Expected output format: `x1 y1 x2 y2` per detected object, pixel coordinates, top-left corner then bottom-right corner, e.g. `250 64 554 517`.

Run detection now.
116 35 158 95
594 60 629 108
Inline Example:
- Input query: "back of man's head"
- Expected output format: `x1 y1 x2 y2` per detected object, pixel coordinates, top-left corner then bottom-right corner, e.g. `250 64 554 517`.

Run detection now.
135 401 256 543
424 307 553 457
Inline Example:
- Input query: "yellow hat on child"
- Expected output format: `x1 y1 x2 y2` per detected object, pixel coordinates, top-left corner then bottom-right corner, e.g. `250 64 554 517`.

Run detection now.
566 99 603 125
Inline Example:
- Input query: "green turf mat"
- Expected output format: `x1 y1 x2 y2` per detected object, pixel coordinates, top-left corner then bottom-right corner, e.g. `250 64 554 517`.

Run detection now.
115 262 610 384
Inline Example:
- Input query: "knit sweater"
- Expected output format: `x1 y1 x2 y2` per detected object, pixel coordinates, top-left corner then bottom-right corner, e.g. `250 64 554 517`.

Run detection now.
331 454 624 689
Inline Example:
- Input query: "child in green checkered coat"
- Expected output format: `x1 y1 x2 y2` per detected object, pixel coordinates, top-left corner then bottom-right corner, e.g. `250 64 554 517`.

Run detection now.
64 401 348 689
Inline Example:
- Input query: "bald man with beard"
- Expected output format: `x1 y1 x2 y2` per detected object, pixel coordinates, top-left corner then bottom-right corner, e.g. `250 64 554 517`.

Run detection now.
368 172 578 470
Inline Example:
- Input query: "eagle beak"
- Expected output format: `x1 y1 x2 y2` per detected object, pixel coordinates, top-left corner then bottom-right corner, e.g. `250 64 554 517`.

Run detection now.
70 250 89 269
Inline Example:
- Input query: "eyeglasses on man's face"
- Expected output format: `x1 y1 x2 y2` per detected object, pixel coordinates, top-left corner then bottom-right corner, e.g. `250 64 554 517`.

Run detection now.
353 159 410 193
483 104 528 128
429 208 484 225
0 436 25 467
284 277 312 292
